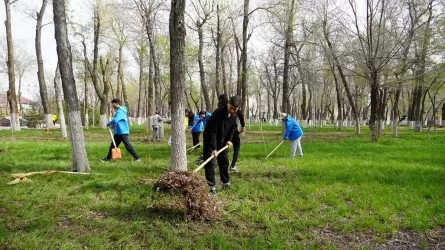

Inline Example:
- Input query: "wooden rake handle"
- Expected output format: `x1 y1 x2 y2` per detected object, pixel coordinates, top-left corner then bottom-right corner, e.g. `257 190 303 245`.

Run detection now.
193 145 229 173
265 140 285 159
187 141 202 151
108 127 118 149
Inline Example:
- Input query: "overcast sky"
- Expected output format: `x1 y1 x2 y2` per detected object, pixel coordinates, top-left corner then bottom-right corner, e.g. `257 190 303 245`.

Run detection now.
0 0 85 100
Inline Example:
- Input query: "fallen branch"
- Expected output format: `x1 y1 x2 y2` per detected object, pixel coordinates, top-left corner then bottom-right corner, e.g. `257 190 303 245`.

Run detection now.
8 170 91 185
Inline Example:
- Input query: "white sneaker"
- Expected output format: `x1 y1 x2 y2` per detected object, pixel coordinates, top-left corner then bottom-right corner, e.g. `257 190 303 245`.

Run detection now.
229 166 239 173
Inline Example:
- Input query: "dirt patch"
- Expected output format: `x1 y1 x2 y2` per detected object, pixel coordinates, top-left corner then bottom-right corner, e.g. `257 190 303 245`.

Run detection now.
153 171 219 221
306 226 445 249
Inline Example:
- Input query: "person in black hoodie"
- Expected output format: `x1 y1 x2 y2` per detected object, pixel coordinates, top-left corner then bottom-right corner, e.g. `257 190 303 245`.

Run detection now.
203 95 241 195
217 94 245 173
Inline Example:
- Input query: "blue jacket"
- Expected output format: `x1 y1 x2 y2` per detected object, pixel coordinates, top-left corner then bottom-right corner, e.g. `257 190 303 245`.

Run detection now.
191 117 204 133
283 115 303 141
107 106 130 135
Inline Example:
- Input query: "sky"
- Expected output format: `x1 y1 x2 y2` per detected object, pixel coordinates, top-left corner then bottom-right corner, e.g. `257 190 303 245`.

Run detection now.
0 0 365 102
0 0 84 100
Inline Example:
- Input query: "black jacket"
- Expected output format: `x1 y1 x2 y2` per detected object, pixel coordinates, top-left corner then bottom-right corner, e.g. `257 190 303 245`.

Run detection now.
218 99 245 128
203 106 236 152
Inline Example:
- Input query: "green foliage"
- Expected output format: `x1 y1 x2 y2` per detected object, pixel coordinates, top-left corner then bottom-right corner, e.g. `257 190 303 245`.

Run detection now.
24 111 44 128
0 125 444 249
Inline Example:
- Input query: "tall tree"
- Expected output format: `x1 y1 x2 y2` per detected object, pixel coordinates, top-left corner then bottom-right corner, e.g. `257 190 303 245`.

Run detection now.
35 0 52 128
4 0 20 131
282 0 296 114
135 0 163 113
410 0 434 132
321 9 360 134
53 0 90 172
88 8 109 128
169 0 187 171
348 0 407 141
188 0 213 111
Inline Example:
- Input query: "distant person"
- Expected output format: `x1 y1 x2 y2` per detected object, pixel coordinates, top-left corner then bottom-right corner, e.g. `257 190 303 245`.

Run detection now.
151 111 162 142
52 114 57 126
202 95 241 195
190 111 206 149
100 98 140 162
282 113 303 158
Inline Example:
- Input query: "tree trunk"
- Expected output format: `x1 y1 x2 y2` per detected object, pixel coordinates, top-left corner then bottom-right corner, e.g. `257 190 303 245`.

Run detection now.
98 57 110 128
214 4 222 97
4 0 20 131
80 36 89 129
53 0 90 172
136 44 145 125
221 44 228 95
147 54 154 116
282 0 295 114
240 0 250 116
54 65 67 138
169 0 187 171
197 25 211 111
116 44 123 100
412 2 433 132
332 68 343 131
368 71 380 142
441 102 445 126
35 0 52 128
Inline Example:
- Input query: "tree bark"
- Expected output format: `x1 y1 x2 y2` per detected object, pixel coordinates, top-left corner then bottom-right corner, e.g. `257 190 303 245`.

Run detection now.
197 24 211 111
35 0 52 128
169 0 187 171
136 43 146 124
412 2 433 132
240 0 250 116
116 44 123 101
53 0 90 172
54 64 67 138
4 0 20 131
214 4 222 96
282 0 295 114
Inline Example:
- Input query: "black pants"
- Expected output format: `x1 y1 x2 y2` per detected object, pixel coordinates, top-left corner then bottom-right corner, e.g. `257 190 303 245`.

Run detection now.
204 147 230 186
231 131 241 167
107 134 139 160
192 132 201 148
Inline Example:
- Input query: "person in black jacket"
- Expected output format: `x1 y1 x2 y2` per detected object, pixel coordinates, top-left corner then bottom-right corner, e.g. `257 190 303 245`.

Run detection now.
203 95 241 195
217 94 244 173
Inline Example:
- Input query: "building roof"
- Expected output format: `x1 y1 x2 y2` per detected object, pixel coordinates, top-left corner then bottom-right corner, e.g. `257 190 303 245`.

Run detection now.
0 93 37 106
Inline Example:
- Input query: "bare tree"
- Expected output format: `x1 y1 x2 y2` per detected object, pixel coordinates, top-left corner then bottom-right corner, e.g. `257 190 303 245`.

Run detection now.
187 0 214 111
35 0 52 128
409 0 435 132
282 0 296 114
53 0 90 172
135 0 163 113
169 0 187 171
4 0 20 131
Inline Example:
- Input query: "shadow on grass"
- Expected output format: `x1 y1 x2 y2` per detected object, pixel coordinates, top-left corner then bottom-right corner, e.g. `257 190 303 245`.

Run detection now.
96 200 187 222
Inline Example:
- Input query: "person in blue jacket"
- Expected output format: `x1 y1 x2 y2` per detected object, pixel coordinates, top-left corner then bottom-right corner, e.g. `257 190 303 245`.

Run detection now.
282 113 303 158
190 111 206 149
101 98 140 162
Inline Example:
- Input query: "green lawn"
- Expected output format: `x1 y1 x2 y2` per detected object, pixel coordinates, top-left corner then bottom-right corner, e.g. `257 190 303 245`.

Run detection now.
0 125 444 249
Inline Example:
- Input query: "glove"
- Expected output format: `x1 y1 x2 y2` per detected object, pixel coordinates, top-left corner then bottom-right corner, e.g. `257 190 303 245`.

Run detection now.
226 141 233 148
212 150 218 157
283 136 289 141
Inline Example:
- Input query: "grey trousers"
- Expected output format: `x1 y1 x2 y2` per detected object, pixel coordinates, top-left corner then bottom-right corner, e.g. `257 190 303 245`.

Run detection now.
290 137 303 157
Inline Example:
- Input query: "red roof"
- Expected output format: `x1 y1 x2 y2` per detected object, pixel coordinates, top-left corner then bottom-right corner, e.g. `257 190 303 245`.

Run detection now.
0 93 36 106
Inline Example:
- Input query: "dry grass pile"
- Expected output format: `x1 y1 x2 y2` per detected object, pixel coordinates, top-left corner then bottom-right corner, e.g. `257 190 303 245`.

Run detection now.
154 171 219 221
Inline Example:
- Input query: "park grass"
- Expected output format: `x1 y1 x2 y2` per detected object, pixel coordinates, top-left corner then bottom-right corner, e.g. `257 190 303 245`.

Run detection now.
0 124 444 249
